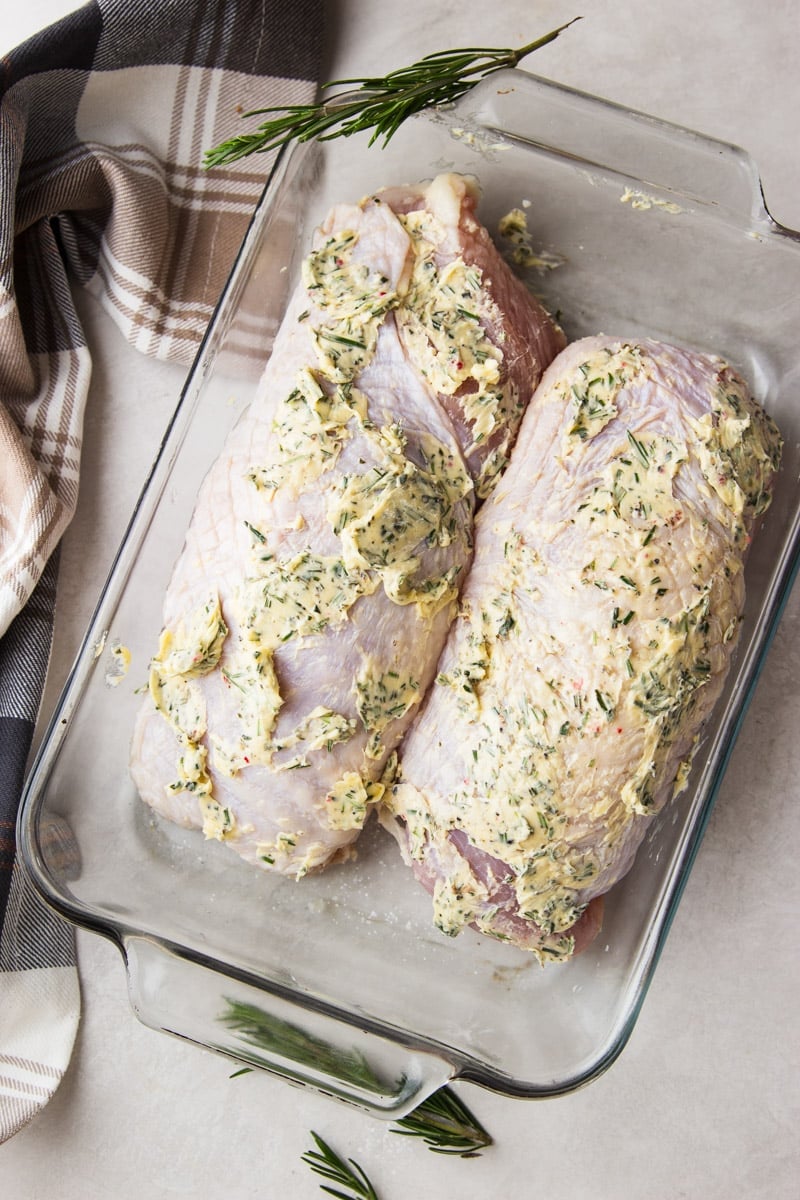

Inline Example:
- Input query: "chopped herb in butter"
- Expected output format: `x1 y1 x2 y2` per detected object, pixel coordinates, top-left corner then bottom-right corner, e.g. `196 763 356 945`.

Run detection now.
236 551 377 648
563 345 644 449
105 641 131 687
153 595 228 681
691 373 782 540
302 230 400 382
219 553 374 770
354 657 421 759
271 706 356 771
322 771 384 831
255 832 330 879
577 432 687 539
248 371 368 497
397 210 505 445
218 646 283 768
433 860 488 937
149 594 233 840
327 425 472 616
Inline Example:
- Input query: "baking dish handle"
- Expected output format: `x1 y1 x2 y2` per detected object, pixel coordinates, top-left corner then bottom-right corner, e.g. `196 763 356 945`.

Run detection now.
124 935 454 1117
466 69 767 222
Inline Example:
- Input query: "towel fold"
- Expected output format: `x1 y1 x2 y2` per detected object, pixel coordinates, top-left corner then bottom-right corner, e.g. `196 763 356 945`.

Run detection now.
0 0 322 1143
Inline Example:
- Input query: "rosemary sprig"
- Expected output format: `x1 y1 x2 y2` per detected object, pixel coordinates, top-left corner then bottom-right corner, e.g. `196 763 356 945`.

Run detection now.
302 1132 380 1200
300 1089 491 1197
390 1085 493 1157
217 998 388 1093
204 19 581 168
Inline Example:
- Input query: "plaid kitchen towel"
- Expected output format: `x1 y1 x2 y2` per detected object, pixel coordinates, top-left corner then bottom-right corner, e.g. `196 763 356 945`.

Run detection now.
0 0 322 1142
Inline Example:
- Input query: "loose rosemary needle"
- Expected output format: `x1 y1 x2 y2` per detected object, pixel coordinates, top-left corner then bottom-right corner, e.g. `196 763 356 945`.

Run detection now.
204 18 581 168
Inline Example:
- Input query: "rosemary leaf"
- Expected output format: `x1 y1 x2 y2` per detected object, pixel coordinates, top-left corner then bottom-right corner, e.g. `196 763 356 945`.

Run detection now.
390 1085 493 1157
204 19 581 168
302 1132 381 1200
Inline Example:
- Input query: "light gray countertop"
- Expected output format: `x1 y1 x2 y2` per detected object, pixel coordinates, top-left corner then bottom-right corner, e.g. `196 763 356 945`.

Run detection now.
3 2 799 1196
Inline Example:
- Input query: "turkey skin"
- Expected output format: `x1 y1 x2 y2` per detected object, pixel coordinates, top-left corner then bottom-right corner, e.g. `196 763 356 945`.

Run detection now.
382 336 782 959
130 173 564 878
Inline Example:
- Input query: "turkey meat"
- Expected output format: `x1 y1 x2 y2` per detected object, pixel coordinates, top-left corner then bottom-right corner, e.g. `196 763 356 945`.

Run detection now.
129 173 564 878
382 336 782 960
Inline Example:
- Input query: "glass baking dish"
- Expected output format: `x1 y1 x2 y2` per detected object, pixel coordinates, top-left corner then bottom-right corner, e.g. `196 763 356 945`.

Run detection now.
18 71 800 1116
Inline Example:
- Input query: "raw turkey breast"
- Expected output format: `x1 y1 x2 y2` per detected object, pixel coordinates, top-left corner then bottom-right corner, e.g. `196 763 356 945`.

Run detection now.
382 336 782 960
130 173 564 878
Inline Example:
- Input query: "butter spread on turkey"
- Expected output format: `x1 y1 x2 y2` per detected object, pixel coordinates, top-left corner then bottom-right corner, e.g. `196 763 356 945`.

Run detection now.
354 656 422 761
148 594 231 839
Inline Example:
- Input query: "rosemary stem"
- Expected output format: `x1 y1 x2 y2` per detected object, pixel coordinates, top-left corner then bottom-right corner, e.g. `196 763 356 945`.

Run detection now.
204 18 582 168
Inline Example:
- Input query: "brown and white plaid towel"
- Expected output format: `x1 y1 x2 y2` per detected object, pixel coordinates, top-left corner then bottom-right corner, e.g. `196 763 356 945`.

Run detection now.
0 0 322 1143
